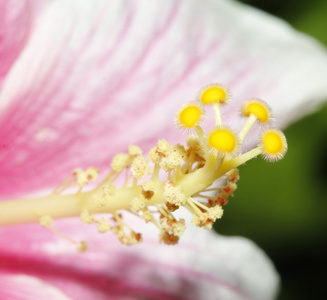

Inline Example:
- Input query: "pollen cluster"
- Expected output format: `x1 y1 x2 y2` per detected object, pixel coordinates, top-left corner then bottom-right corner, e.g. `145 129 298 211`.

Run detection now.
23 83 287 249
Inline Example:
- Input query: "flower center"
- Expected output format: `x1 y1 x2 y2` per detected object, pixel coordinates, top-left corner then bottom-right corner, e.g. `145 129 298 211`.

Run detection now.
0 83 287 250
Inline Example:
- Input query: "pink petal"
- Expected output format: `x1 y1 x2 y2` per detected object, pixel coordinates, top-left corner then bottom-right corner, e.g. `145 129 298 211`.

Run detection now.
0 0 326 199
0 217 279 300
0 0 47 90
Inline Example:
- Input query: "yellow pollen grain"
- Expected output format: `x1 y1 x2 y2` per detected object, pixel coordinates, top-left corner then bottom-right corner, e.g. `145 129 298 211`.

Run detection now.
78 241 88 252
201 87 226 104
179 106 201 128
263 131 283 154
243 102 269 122
86 167 98 181
97 218 111 233
80 209 95 224
209 129 236 153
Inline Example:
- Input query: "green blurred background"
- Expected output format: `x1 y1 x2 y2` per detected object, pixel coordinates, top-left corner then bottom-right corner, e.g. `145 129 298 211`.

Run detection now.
216 1 327 299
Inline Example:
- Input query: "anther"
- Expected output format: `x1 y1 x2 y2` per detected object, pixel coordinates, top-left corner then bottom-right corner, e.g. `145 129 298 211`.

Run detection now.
40 215 53 227
160 145 186 172
86 167 98 181
141 180 155 199
129 145 143 156
111 153 130 172
103 184 116 196
40 215 87 252
77 241 88 252
130 197 146 213
97 218 111 233
131 156 149 179
163 182 188 207
141 210 153 223
80 209 95 224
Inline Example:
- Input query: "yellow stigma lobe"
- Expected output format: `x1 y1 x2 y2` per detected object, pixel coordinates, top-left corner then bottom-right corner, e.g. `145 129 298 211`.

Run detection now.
261 129 287 161
200 85 229 104
242 100 271 123
208 128 237 154
264 132 282 153
178 104 202 128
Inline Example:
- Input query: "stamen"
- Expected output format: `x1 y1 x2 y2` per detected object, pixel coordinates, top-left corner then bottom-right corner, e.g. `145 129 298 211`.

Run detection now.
129 145 143 156
130 197 146 213
39 215 53 227
156 204 170 218
52 175 75 195
131 156 149 179
141 210 153 223
40 215 87 252
0 84 287 249
111 153 130 173
186 197 203 216
96 218 111 233
80 209 95 224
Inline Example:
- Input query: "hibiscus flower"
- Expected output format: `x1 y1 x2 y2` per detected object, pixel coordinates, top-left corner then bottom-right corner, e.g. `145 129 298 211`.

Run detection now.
1 0 327 299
